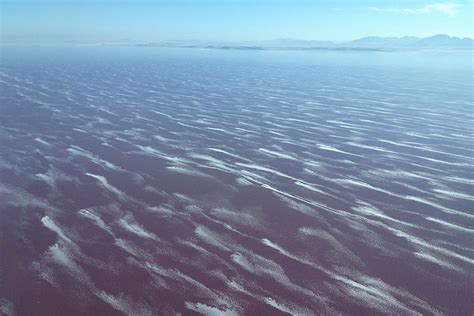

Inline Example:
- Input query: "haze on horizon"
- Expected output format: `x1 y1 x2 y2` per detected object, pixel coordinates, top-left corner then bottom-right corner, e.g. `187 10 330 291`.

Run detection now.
1 0 473 44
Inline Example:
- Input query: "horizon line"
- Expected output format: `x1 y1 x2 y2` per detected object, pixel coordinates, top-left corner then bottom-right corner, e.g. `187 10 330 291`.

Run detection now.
2 33 474 45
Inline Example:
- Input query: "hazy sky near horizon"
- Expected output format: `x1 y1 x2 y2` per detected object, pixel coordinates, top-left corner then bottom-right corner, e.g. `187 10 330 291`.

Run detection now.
1 0 473 43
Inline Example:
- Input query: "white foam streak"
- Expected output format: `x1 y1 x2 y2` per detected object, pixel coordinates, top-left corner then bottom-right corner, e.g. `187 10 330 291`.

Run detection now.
118 218 157 240
41 216 72 243
85 173 125 199
185 302 239 316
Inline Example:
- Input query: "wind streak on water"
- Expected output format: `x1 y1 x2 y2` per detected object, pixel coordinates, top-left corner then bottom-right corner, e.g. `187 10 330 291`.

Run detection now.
0 47 472 315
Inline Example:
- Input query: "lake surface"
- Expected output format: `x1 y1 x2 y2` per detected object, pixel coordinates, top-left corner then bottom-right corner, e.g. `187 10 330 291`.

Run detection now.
0 47 473 315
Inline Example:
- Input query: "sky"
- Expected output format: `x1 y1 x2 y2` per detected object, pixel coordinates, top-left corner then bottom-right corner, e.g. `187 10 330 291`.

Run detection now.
1 0 473 44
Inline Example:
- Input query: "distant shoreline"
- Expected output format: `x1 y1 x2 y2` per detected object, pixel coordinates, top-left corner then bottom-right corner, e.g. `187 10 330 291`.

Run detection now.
113 34 474 51
129 44 386 52
1 43 472 52
103 43 473 52
3 34 472 51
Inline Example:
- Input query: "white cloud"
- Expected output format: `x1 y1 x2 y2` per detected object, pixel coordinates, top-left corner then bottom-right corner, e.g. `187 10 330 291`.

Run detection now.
369 2 463 16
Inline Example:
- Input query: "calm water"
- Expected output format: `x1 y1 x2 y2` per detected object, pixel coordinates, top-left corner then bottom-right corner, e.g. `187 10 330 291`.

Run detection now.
0 47 473 315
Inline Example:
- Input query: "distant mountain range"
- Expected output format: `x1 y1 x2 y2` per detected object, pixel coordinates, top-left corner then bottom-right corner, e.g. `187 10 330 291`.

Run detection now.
334 34 473 49
130 35 473 51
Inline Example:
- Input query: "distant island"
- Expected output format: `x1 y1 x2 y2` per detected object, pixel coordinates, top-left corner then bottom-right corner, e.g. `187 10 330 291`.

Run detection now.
111 34 473 51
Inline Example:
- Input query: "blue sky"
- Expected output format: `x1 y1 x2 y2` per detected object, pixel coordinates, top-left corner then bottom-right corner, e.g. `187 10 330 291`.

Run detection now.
1 0 473 43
